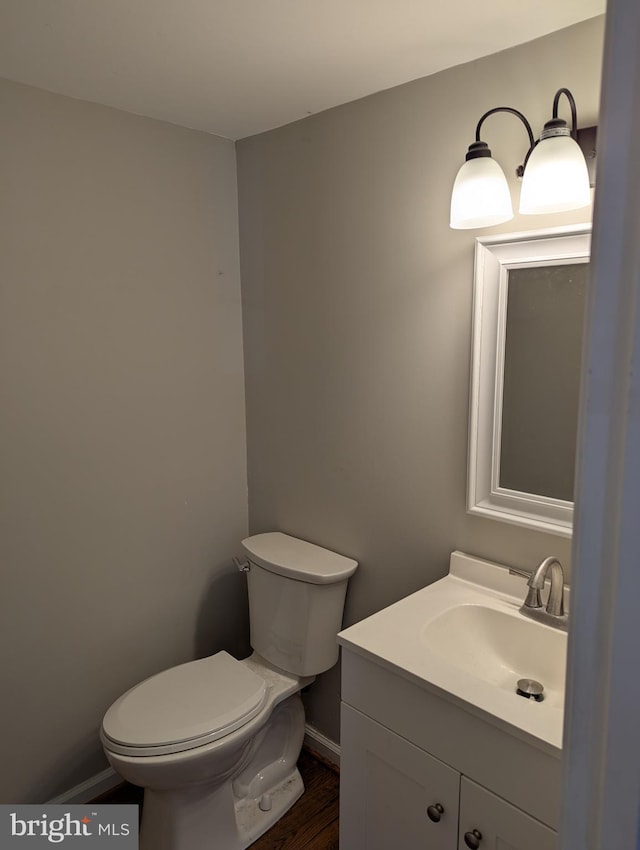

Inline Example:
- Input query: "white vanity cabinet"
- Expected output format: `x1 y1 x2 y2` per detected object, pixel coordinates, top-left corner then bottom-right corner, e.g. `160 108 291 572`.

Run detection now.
341 704 460 850
459 778 557 850
339 649 561 850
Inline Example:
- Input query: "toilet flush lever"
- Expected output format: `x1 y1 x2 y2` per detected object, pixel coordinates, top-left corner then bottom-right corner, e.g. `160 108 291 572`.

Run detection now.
233 556 251 573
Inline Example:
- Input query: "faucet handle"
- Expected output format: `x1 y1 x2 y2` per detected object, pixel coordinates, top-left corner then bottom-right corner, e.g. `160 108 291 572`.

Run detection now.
509 567 532 580
508 567 543 608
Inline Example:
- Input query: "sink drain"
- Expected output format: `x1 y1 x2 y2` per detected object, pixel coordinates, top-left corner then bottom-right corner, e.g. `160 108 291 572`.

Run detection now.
516 678 544 702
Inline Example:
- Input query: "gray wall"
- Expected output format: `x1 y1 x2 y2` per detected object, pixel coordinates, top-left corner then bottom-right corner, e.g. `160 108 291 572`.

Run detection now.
0 79 249 802
237 17 605 742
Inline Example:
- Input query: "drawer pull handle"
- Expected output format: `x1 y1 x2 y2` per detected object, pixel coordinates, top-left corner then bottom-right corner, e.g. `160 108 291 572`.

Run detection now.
464 829 483 848
427 803 444 823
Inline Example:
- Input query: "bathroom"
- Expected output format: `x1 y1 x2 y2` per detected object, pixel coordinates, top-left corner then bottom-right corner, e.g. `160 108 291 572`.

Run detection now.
1 2 638 849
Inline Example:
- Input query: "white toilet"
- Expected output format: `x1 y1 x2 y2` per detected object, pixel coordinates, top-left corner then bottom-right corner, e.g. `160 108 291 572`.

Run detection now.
100 532 357 850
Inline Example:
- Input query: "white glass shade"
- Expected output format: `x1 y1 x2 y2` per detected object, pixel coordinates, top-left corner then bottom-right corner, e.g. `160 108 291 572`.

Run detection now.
450 157 513 229
519 135 591 214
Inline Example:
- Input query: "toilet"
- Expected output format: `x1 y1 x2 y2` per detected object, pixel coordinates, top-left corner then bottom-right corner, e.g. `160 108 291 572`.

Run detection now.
100 532 357 850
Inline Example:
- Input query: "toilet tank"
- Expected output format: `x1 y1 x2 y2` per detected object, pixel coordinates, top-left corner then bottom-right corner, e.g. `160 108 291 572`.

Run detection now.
240 532 358 677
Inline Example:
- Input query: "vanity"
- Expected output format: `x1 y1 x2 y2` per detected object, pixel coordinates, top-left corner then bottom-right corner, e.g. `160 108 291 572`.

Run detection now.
337 551 567 850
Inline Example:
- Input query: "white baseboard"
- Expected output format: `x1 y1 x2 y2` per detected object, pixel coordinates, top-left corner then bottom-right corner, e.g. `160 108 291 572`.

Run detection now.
47 767 122 805
47 725 337 804
303 723 340 769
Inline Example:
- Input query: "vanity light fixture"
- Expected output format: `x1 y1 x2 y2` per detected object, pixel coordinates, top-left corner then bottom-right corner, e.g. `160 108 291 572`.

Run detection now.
450 88 593 230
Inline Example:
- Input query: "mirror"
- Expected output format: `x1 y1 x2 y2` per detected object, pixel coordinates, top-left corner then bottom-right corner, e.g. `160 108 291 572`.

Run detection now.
467 224 591 537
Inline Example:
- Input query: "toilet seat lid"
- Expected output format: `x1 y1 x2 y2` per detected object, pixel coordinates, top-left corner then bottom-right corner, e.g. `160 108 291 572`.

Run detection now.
101 651 267 754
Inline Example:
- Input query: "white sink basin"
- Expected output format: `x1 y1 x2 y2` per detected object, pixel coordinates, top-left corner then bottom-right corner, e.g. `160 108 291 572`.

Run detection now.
338 551 569 752
422 603 566 708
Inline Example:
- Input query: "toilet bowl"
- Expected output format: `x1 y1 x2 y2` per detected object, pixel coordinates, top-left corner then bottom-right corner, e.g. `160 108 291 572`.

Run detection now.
102 652 313 850
101 532 357 850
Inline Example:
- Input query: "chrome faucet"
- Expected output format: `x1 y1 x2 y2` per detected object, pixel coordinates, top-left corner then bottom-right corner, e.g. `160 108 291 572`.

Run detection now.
509 556 568 631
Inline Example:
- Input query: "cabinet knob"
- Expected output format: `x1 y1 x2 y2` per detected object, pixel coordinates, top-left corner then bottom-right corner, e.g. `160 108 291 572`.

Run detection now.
426 803 444 823
464 829 483 849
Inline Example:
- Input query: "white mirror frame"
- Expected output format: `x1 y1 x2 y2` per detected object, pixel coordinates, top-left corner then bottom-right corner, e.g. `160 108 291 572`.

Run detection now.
467 223 591 538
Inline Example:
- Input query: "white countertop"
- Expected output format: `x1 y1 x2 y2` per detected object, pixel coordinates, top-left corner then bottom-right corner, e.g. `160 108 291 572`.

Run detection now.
338 551 568 754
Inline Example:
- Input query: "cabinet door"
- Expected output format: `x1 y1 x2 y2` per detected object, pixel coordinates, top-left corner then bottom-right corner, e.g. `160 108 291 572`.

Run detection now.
458 777 557 850
340 704 460 850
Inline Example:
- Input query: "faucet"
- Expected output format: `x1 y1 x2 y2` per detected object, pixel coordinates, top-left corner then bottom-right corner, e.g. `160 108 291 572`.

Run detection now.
509 556 568 631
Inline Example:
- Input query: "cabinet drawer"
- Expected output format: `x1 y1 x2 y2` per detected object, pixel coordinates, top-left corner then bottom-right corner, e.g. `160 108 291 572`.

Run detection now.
459 776 557 850
340 704 460 850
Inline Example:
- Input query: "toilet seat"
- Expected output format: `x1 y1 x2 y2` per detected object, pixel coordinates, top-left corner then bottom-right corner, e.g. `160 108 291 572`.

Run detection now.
101 651 267 756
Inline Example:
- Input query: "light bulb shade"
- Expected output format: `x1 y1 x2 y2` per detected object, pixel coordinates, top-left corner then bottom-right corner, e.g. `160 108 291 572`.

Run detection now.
450 156 513 229
519 135 591 214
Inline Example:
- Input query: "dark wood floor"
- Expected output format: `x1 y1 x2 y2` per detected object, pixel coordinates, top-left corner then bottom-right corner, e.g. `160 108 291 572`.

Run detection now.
97 748 339 849
252 749 339 850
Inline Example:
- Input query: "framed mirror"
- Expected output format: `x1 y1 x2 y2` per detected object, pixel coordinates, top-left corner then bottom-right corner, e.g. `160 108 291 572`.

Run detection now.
467 224 591 537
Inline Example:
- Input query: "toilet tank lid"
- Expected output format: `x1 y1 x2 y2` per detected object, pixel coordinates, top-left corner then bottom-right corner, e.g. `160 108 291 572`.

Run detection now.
241 532 357 585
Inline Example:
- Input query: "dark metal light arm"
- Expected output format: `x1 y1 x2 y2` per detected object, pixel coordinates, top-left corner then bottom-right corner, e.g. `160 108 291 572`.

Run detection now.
552 88 578 139
474 106 535 149
473 107 535 177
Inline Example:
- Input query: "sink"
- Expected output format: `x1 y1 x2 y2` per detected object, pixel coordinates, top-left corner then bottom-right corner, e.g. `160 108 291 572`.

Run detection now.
338 550 569 752
421 603 566 707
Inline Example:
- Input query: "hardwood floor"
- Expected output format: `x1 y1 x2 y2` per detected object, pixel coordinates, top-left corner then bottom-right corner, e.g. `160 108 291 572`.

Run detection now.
252 749 339 850
96 748 340 849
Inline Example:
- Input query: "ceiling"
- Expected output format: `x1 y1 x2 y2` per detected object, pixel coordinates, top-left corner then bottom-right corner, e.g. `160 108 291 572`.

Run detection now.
0 0 605 140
